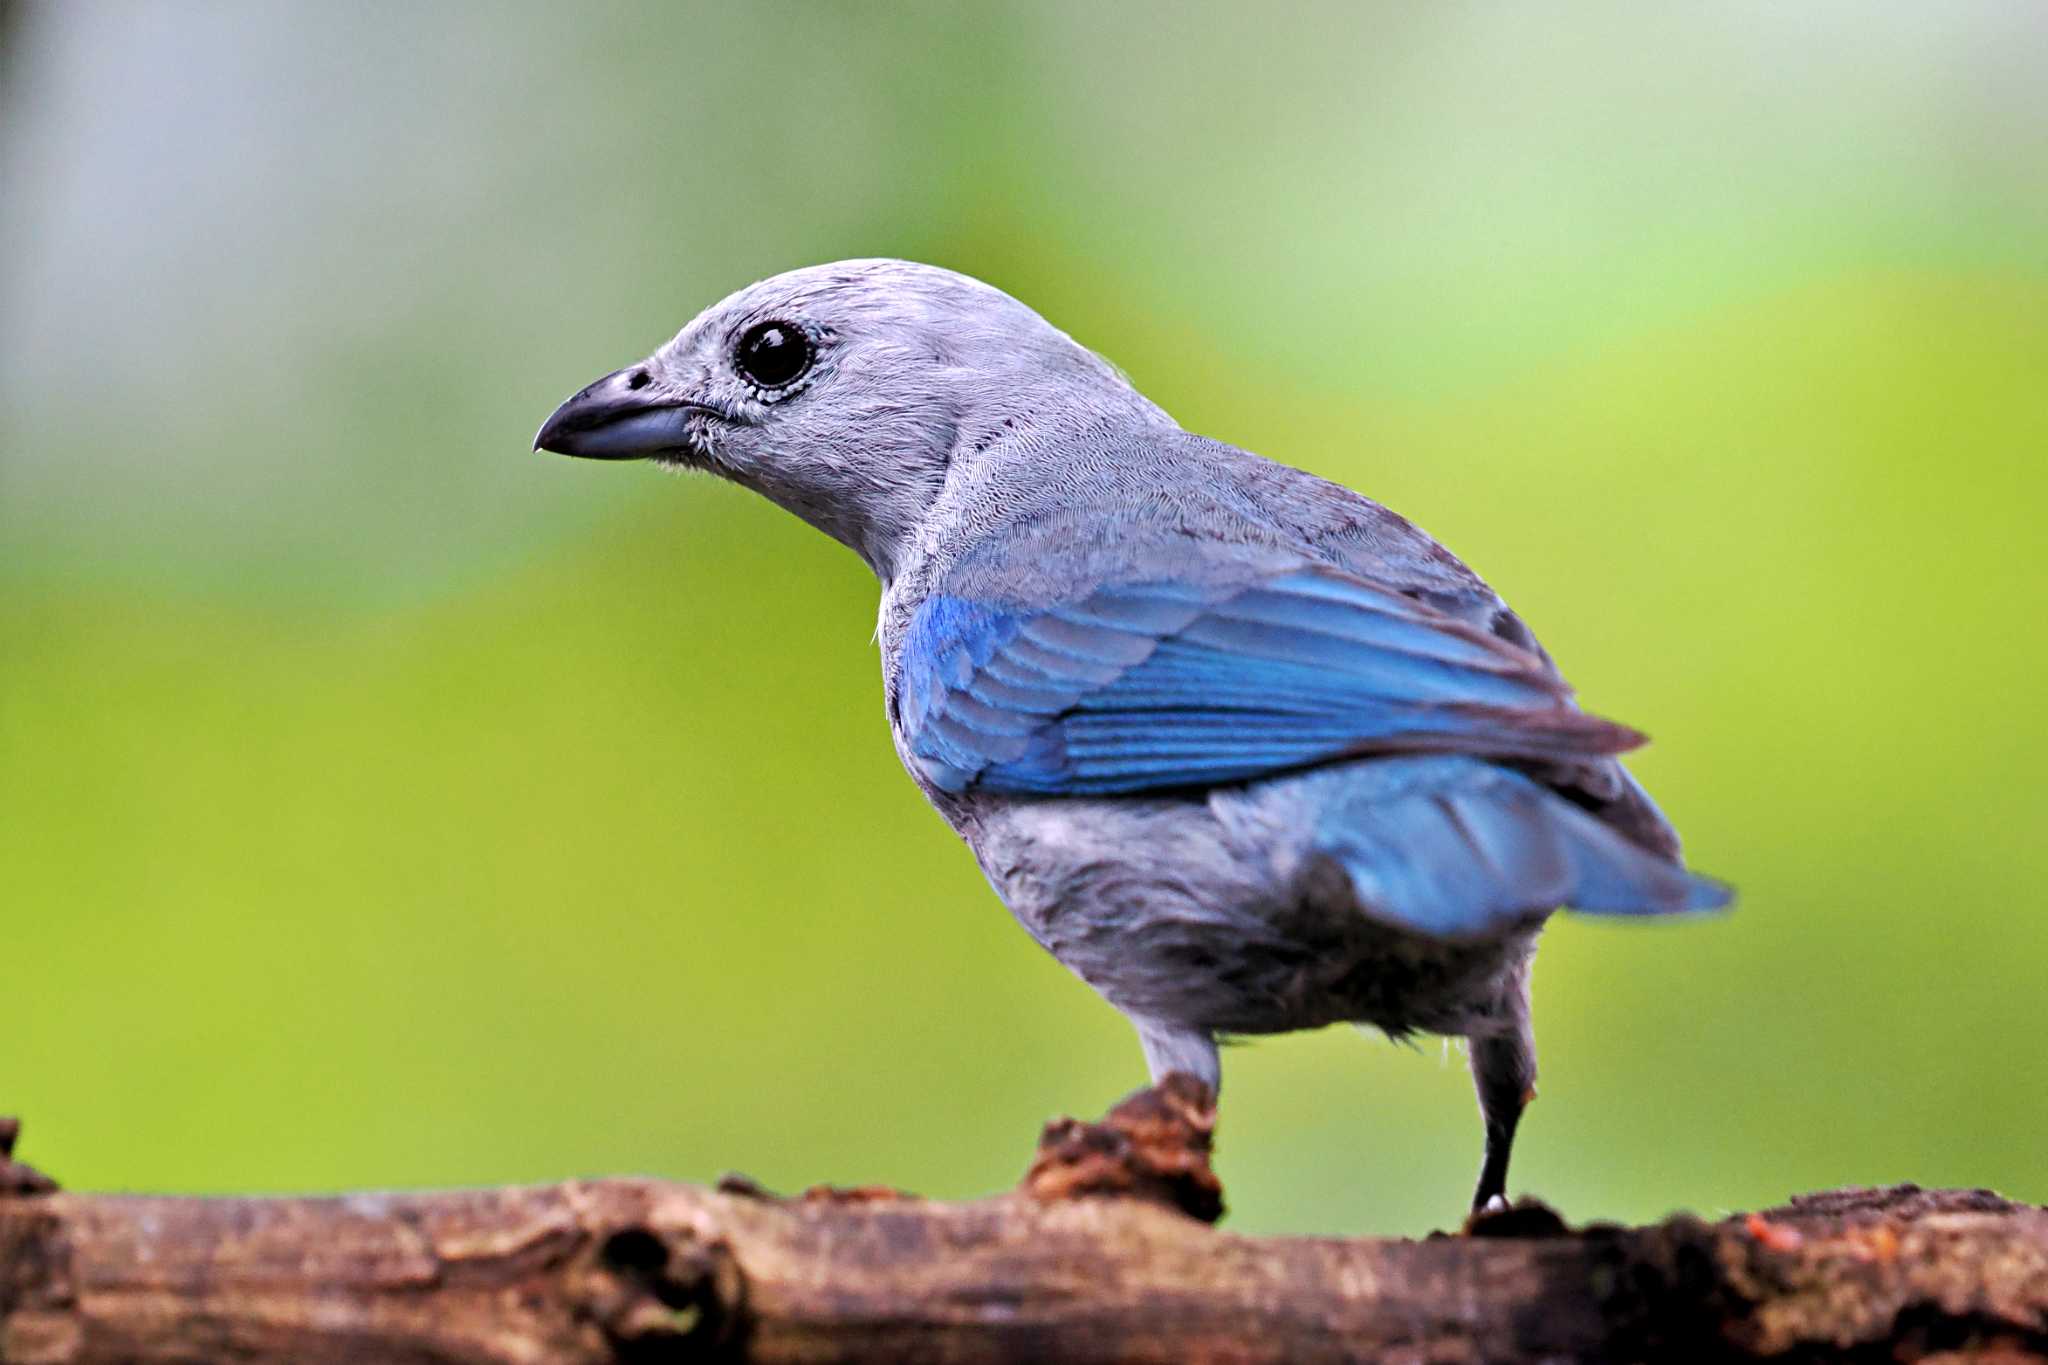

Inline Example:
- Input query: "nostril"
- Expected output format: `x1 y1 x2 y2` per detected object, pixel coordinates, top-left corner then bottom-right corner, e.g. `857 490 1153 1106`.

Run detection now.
625 369 651 391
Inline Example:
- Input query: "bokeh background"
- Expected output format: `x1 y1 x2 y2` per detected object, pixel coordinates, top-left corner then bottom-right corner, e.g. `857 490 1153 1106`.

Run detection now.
4 2 2044 1236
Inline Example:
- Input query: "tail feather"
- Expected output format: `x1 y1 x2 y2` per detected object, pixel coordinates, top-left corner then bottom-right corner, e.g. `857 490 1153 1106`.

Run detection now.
1308 756 1731 939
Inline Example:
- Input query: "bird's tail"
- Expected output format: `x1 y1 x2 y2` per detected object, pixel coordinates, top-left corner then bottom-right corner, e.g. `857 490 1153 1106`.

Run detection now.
1305 755 1732 939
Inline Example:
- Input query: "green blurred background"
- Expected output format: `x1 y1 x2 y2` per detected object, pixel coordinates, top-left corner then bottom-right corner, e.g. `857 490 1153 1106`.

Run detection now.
3 3 2044 1236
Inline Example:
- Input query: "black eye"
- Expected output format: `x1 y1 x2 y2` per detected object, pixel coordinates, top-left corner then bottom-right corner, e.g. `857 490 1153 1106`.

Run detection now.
734 321 814 391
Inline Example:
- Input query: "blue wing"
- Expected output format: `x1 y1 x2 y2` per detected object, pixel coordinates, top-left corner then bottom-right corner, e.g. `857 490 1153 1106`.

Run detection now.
898 565 1644 797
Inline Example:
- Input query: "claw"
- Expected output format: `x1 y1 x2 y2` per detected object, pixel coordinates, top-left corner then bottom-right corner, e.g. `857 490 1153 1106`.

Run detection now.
0 1117 59 1197
1464 1195 1570 1238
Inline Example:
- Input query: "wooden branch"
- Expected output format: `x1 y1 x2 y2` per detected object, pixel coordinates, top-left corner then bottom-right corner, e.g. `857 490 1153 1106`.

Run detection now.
3 1087 2044 1363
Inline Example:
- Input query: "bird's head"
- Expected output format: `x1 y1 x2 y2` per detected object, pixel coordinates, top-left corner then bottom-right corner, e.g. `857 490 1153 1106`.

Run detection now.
535 258 1168 580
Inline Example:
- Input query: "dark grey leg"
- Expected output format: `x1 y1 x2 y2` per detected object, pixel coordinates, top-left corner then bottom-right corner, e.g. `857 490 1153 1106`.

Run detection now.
1468 1028 1536 1212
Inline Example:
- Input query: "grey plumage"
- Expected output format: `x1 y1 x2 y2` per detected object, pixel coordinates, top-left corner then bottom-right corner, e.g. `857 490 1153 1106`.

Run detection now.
536 259 1729 1212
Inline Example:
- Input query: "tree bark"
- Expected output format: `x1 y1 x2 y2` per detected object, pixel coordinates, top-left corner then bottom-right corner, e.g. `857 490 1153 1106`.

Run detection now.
2 1087 2043 1363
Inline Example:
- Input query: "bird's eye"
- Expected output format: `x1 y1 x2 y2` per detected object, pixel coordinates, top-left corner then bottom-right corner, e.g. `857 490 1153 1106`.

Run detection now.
733 321 814 391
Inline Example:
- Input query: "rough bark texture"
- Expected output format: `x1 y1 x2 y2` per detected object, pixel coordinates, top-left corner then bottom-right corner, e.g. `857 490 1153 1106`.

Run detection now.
2 1088 2043 1364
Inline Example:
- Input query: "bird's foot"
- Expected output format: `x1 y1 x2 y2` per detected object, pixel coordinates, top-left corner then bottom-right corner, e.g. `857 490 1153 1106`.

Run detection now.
1021 1072 1223 1224
713 1172 920 1204
0 1117 58 1197
1462 1193 1570 1238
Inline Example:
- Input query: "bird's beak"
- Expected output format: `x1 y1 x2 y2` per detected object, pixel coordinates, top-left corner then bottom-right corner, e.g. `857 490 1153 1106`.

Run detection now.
534 366 701 461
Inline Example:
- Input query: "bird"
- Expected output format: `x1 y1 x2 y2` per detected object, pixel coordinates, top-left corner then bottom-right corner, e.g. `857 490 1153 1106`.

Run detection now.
535 259 1729 1213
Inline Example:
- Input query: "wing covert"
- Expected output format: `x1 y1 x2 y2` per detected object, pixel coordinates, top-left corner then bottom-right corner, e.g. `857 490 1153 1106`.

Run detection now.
898 565 1641 798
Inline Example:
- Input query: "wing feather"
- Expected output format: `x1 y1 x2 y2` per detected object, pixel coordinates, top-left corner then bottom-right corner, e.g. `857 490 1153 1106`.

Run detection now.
899 564 1641 797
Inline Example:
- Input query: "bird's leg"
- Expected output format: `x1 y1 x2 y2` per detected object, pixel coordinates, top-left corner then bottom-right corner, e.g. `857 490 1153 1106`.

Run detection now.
1468 1028 1536 1212
0 1117 57 1197
1131 1015 1221 1094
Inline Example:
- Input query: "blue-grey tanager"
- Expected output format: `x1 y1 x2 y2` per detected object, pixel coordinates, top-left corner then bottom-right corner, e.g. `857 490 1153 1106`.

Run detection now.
535 260 1729 1211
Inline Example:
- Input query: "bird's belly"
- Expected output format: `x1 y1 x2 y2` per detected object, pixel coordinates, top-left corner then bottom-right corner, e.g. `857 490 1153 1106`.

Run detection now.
957 776 1536 1040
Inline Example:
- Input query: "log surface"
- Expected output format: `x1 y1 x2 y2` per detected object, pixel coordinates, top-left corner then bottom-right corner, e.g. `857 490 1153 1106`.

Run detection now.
2 1094 2043 1364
